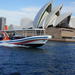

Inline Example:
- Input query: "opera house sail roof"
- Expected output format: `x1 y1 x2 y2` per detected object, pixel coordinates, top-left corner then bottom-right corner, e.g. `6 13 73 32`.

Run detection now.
54 13 72 27
44 4 63 28
33 1 72 29
33 2 52 28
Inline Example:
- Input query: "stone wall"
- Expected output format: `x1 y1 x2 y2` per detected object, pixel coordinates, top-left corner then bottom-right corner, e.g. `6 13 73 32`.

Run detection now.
45 27 62 39
46 27 75 39
7 27 75 40
61 28 75 37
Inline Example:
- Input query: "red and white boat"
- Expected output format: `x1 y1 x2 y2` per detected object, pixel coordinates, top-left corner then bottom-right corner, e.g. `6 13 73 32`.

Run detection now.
0 30 51 47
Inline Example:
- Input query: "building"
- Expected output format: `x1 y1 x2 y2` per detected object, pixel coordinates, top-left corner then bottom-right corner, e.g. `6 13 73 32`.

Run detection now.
0 17 6 30
9 1 75 41
33 2 52 28
4 25 8 30
32 1 75 41
33 2 72 29
70 17 75 28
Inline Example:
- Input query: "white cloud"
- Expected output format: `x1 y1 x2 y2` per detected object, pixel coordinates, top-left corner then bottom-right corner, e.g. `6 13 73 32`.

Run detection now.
20 7 40 13
0 7 40 25
71 1 75 4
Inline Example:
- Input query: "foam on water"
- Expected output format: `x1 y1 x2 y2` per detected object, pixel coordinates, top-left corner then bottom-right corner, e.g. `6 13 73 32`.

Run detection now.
0 43 27 47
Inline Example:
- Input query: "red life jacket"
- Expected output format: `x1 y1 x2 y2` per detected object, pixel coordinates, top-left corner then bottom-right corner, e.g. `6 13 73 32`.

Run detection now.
1 31 10 40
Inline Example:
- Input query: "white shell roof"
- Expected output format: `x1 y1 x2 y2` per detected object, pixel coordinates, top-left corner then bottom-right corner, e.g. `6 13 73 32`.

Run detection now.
33 1 72 29
54 13 72 26
44 4 63 28
33 2 52 28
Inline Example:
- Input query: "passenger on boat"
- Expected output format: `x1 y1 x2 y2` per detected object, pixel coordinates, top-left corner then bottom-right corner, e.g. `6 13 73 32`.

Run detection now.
9 32 15 40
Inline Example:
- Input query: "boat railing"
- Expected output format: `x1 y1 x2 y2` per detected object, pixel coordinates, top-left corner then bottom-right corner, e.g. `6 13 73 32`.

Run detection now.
1 28 46 38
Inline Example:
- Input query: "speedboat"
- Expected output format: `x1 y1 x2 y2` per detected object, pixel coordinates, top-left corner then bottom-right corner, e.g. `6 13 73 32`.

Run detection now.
0 31 51 47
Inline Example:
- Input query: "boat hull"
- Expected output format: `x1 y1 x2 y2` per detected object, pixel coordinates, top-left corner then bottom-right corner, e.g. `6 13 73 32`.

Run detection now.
0 35 51 47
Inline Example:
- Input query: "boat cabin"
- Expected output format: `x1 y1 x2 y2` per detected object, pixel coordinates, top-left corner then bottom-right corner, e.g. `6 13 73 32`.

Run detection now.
0 29 46 40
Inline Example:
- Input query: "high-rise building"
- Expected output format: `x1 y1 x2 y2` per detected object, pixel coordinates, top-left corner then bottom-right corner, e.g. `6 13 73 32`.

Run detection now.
0 17 6 30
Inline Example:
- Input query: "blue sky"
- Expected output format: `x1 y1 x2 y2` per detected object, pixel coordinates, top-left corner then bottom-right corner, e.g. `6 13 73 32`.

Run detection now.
0 0 74 25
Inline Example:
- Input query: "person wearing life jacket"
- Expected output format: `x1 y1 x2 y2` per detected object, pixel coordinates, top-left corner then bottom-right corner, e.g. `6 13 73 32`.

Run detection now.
1 31 10 40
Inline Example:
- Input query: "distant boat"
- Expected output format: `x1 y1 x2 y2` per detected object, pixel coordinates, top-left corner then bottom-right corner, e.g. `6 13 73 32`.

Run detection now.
0 29 51 47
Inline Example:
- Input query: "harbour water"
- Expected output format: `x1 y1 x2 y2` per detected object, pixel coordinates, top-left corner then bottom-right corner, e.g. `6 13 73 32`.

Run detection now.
0 41 75 75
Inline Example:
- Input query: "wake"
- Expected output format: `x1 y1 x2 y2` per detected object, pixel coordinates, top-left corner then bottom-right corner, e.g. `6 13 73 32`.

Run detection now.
0 43 27 48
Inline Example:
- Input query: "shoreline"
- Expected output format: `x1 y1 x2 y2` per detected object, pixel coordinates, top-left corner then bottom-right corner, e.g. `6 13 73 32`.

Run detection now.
49 39 75 42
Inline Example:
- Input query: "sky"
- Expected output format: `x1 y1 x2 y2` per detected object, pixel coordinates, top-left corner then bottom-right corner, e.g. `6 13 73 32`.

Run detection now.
0 0 74 25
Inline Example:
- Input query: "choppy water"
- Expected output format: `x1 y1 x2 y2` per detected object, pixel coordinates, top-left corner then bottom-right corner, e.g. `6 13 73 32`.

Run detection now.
0 41 75 75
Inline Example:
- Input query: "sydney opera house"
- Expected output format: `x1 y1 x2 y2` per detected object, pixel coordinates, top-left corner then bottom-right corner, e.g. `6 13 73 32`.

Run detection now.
14 1 75 41
33 2 71 29
32 2 75 40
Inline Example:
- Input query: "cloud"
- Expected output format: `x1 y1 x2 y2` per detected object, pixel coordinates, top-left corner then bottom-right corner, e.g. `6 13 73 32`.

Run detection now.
71 1 75 4
20 7 40 13
0 7 40 25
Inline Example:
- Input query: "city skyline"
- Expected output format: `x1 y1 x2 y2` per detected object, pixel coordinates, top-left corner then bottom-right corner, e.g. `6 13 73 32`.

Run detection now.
0 0 74 25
